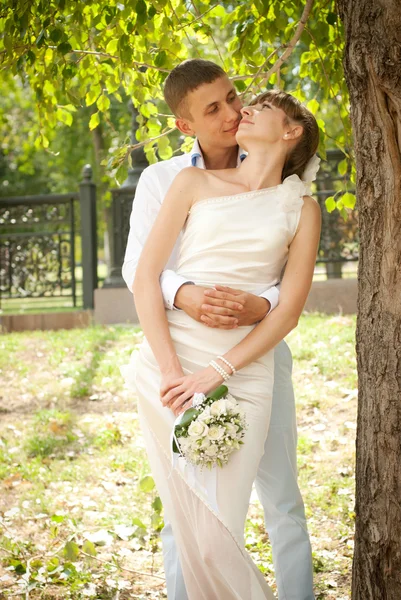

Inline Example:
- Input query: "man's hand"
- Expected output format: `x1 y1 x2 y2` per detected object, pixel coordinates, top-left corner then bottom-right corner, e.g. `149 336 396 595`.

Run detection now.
174 283 270 329
202 285 270 327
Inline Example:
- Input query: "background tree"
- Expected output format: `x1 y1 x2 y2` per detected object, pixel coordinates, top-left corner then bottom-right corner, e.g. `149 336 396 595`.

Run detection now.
336 1 401 597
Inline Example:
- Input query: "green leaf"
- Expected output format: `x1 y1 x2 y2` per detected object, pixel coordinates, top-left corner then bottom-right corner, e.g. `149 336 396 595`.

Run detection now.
307 99 319 115
97 94 110 112
63 541 80 562
176 407 199 429
325 196 336 213
139 475 155 492
152 496 163 512
51 514 66 523
82 540 97 556
338 158 348 176
26 50 36 65
85 86 101 107
36 30 46 48
341 192 356 209
46 557 60 572
50 28 63 43
106 39 118 55
136 0 147 14
57 41 72 55
327 12 337 26
132 517 147 530
56 107 73 126
208 385 228 401
89 111 100 130
155 51 167 68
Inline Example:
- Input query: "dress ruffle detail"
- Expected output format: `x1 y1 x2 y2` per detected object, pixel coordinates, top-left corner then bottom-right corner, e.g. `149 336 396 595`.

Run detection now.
302 155 321 192
279 174 307 213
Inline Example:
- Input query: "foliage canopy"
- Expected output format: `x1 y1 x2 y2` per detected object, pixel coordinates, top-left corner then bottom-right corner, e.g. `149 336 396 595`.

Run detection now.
0 0 354 211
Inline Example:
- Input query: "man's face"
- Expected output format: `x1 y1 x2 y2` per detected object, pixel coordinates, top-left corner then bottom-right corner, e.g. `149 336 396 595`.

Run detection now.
176 76 243 149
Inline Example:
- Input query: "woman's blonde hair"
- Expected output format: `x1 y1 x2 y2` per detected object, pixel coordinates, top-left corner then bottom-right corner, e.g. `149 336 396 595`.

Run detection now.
251 90 320 181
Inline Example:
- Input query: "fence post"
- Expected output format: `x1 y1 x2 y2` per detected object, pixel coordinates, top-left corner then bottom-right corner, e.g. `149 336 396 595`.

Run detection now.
79 164 98 309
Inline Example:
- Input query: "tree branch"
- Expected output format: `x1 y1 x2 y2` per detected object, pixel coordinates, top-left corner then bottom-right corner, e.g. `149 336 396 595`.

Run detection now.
232 0 314 83
80 550 165 581
46 48 172 73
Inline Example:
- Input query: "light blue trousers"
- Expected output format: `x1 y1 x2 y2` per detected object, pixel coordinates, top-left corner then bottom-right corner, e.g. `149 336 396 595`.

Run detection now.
160 340 315 600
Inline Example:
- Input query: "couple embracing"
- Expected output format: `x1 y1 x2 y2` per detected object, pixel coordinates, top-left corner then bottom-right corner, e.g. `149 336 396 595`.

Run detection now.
121 58 321 599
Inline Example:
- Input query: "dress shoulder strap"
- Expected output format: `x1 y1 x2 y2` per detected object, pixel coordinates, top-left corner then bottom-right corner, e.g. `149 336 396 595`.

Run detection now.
277 174 308 213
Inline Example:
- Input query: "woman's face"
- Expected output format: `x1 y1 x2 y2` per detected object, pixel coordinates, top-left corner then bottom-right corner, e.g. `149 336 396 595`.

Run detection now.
236 99 290 149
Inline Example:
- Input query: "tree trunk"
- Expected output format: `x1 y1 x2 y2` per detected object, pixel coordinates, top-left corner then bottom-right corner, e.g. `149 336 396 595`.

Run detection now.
337 1 401 597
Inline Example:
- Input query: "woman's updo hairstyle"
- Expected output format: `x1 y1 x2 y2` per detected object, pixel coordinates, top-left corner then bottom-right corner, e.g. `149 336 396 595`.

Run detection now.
251 90 320 182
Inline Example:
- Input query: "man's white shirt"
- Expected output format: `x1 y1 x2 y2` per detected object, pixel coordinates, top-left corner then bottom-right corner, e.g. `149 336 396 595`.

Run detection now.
122 139 280 312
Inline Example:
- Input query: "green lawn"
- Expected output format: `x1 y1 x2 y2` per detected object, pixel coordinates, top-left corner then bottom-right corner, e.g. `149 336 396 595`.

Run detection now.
0 313 356 599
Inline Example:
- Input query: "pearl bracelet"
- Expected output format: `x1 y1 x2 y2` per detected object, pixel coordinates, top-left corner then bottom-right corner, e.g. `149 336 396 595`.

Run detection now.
217 356 237 375
209 360 231 382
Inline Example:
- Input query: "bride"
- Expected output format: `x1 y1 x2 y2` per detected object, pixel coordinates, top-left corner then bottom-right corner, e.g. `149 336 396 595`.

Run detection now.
124 89 321 598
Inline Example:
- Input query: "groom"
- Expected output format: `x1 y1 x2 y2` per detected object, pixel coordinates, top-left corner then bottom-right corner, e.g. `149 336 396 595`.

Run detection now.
123 59 315 600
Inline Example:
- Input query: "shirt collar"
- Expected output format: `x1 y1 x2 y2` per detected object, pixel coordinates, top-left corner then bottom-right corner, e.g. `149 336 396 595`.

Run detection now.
190 139 246 169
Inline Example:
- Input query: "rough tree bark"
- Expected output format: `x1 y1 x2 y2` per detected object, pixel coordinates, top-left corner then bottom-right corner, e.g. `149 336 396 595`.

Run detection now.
337 1 401 598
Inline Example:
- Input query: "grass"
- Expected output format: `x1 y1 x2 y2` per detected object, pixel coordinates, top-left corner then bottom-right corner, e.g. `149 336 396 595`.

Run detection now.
0 314 356 599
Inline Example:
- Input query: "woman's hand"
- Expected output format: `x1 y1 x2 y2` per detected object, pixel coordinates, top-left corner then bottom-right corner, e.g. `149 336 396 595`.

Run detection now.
160 364 185 401
161 366 224 416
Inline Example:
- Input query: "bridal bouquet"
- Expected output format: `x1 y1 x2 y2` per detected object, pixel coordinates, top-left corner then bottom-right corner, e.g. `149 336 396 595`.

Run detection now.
172 385 247 469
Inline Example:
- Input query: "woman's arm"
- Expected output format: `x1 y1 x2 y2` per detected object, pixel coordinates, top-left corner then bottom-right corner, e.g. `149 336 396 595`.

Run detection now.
133 167 221 389
163 196 321 412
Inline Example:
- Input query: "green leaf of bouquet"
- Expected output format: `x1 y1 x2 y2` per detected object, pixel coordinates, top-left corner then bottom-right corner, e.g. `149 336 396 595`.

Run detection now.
208 385 228 401
178 407 199 428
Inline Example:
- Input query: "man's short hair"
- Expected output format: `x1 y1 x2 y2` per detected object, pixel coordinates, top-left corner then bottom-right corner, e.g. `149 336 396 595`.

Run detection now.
164 59 226 118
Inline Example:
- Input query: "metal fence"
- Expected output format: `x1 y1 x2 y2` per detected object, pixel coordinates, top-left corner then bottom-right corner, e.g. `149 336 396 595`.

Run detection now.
0 194 78 309
314 150 358 279
0 165 97 311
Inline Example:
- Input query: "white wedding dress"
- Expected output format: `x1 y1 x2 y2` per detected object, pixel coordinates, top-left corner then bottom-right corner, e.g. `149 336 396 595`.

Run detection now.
122 175 307 599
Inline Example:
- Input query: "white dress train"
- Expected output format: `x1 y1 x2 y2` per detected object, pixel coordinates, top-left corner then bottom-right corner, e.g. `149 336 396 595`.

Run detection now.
122 175 307 599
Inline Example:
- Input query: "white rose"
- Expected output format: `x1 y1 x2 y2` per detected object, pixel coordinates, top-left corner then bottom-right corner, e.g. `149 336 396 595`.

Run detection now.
225 394 239 413
225 423 239 437
200 437 211 449
207 425 225 441
205 445 219 457
177 437 191 451
192 393 206 408
210 400 228 417
197 406 211 422
188 420 209 438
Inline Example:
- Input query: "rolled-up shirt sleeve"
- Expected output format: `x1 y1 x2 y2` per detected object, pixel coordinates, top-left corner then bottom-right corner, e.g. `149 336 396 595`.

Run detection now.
122 168 191 310
259 284 280 315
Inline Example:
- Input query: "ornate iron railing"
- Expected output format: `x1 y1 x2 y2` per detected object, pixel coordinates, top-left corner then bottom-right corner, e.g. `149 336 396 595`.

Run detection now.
0 193 78 308
314 150 358 278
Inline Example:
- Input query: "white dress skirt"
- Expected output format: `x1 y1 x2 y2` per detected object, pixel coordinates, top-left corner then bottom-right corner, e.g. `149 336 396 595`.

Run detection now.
122 176 306 599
